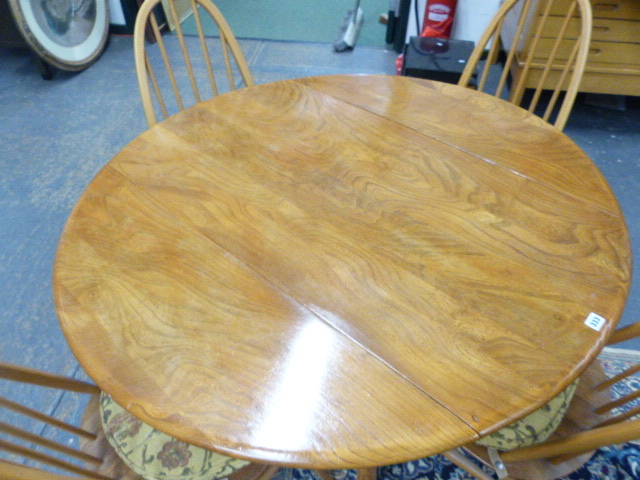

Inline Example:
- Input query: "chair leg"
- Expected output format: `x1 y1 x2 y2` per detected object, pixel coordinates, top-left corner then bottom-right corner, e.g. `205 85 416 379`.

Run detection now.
442 449 496 480
231 465 374 480
253 465 280 480
314 470 335 480
230 463 280 480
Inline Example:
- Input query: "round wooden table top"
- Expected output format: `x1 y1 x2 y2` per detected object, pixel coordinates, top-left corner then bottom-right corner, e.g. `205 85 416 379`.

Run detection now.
54 74 632 469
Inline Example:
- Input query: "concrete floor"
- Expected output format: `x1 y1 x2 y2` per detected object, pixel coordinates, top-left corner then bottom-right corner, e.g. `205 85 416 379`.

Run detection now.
0 31 639 479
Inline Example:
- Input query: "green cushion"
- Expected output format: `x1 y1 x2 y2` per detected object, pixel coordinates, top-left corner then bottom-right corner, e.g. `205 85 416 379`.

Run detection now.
475 379 579 451
100 393 250 480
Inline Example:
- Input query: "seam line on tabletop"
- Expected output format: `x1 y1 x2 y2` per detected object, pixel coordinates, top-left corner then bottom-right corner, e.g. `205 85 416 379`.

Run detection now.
303 75 624 219
99 162 479 437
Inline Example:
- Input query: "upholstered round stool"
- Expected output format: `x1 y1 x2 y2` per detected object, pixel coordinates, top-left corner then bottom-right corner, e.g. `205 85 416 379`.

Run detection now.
475 379 579 451
100 393 251 480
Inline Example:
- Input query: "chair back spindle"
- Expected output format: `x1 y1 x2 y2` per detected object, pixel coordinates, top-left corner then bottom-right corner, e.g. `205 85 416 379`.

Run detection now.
0 363 139 480
459 0 592 130
134 0 254 127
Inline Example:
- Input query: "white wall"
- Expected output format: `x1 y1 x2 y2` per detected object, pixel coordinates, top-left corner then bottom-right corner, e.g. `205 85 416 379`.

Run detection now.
405 0 501 42
107 0 502 40
109 0 127 26
453 0 501 41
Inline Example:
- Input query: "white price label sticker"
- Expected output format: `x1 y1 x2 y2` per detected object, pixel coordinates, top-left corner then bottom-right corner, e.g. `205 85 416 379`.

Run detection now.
584 312 607 332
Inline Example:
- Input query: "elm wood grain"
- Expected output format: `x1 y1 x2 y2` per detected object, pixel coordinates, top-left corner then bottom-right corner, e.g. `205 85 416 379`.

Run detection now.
55 166 477 468
297 76 620 215
54 75 631 470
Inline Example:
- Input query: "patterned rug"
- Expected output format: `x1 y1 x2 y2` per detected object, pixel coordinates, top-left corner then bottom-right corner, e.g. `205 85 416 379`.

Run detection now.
274 348 640 480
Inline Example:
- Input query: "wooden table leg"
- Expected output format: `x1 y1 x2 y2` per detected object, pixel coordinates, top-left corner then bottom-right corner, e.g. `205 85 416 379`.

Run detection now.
230 464 280 480
356 467 378 480
314 471 334 480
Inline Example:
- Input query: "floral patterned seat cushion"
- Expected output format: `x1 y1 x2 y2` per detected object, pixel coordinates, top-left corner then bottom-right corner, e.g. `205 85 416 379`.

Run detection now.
475 379 579 451
100 393 251 480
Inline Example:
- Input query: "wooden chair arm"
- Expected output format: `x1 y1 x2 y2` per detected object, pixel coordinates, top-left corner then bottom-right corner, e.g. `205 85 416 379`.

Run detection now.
501 418 640 463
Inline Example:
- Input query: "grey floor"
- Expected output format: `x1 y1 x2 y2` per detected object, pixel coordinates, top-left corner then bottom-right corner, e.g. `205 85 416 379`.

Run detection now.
0 34 639 405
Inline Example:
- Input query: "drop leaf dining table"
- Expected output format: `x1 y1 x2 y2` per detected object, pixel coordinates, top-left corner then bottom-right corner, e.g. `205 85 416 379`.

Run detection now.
54 74 631 472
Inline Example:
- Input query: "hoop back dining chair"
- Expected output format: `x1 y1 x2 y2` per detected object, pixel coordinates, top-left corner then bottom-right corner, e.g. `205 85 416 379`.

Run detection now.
133 0 255 127
0 362 143 480
0 361 374 480
101 388 374 480
0 362 280 480
443 320 640 480
458 0 592 131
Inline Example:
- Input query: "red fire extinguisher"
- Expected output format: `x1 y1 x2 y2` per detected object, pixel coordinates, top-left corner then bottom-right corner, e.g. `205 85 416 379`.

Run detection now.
421 0 458 39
